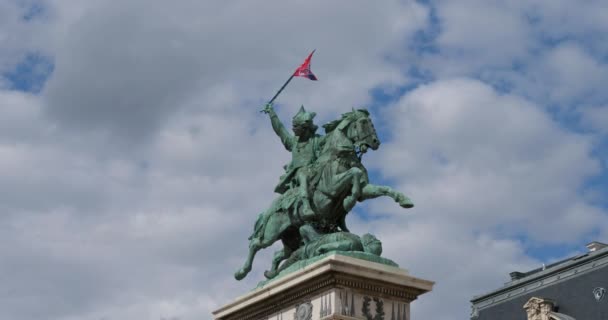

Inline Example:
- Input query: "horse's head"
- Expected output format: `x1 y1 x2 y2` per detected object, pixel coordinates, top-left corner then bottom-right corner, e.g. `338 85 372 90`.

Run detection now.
323 108 380 154
348 109 380 153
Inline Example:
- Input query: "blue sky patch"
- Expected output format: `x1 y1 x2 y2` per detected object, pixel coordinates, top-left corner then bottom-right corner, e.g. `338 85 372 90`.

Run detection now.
3 53 54 93
21 2 46 21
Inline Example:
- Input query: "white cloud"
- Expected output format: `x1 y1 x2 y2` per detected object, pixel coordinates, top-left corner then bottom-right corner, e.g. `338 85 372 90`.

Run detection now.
362 78 606 318
529 0 608 44
375 78 602 239
582 105 608 135
533 43 608 105
0 1 432 319
2 1 608 320
420 0 608 113
42 0 428 141
436 1 530 62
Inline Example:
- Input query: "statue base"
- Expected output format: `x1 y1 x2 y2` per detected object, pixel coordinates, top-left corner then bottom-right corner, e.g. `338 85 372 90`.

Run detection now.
213 254 434 320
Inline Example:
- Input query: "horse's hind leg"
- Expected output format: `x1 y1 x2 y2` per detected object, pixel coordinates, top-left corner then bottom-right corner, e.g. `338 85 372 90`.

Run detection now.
235 209 289 280
268 249 285 278
264 246 292 279
235 237 263 280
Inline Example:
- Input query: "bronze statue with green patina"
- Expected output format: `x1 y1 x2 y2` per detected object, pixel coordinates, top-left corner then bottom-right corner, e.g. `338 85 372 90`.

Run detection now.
234 104 414 281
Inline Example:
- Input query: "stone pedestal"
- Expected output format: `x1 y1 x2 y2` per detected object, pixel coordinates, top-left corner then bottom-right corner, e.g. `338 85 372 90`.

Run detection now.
213 254 434 320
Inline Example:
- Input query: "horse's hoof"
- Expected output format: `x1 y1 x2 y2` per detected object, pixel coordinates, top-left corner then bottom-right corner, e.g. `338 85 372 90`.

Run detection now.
399 199 414 209
264 270 278 279
234 268 249 281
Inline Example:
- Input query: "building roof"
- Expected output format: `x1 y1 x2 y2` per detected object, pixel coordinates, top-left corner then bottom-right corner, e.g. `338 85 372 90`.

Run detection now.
471 241 608 303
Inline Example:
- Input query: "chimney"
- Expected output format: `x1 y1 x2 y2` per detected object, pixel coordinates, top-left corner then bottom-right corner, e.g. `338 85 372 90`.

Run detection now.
509 271 526 281
586 241 608 252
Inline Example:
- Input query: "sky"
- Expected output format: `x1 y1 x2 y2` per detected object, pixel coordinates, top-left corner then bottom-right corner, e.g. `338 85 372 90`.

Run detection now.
1 0 608 319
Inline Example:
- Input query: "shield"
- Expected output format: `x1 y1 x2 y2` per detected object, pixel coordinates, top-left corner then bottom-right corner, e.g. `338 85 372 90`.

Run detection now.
593 287 606 301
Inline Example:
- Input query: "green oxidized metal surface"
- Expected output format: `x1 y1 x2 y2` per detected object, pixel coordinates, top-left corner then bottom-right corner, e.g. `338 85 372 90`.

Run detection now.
234 103 413 282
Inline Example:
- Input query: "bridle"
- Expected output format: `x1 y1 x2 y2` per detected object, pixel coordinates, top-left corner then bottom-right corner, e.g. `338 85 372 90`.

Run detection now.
339 114 374 159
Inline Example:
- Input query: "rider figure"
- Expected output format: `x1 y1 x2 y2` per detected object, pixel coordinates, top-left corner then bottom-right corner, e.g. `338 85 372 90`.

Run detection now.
262 103 323 219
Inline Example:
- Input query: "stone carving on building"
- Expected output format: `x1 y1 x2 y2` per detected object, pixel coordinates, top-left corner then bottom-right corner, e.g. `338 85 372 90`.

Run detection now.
523 297 576 320
593 287 606 302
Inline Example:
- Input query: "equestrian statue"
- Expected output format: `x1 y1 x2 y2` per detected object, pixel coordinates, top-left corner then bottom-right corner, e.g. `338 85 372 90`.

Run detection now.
234 103 414 281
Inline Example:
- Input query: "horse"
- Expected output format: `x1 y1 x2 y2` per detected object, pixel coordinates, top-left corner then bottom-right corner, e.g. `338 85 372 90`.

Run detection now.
234 109 414 280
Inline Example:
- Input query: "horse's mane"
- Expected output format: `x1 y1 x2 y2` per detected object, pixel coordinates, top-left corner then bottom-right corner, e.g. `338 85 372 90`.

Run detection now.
323 108 370 133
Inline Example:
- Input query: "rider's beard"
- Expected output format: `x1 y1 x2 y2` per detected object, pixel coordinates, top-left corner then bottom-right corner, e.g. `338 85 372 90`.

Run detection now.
294 126 313 141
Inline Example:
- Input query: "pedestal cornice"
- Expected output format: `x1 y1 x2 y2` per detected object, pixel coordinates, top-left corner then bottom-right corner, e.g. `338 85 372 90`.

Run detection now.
213 254 434 320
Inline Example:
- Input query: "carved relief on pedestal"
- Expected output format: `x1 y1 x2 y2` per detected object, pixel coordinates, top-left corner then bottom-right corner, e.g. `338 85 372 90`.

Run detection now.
339 289 356 317
319 292 332 318
293 301 312 320
336 289 410 320
390 301 408 320
362 296 384 320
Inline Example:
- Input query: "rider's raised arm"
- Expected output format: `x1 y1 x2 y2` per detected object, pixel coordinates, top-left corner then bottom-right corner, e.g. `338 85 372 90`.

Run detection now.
264 104 294 151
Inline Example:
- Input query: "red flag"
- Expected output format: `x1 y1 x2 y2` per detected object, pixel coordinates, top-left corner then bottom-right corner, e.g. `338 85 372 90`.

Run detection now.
293 50 318 80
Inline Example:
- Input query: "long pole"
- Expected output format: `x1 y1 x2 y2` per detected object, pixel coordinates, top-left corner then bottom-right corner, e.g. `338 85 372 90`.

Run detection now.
268 73 295 105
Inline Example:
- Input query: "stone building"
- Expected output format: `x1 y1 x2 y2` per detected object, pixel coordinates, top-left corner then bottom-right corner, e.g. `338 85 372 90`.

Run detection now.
470 241 608 320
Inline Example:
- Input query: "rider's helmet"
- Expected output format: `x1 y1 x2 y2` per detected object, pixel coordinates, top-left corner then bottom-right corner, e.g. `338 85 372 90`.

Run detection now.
292 105 318 135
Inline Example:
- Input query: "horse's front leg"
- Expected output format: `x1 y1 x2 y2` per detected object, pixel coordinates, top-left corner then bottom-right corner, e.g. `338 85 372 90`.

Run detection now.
342 167 364 212
360 184 414 208
316 167 364 213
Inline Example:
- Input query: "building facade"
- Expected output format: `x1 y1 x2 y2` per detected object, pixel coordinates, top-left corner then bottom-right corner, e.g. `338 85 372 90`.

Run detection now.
470 242 608 320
